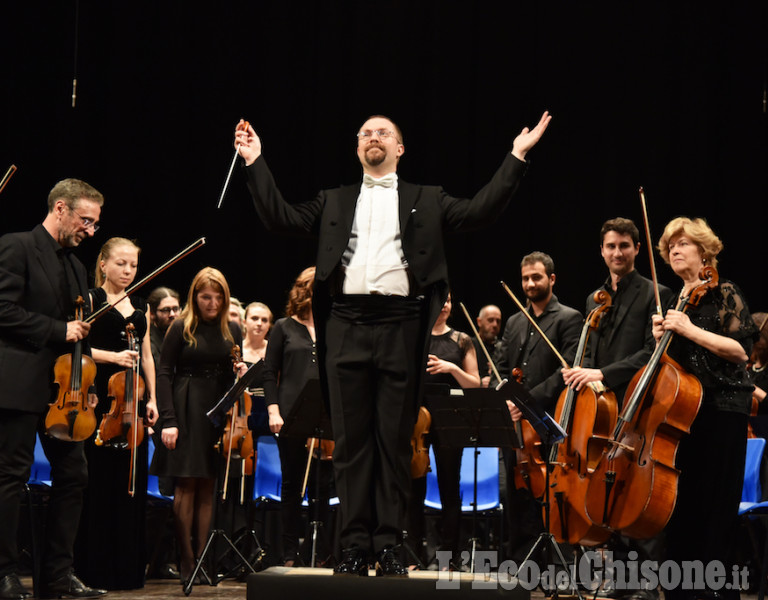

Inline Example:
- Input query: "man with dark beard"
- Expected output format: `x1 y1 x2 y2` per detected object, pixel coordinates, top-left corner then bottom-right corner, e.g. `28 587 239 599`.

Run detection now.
492 250 581 561
234 111 551 576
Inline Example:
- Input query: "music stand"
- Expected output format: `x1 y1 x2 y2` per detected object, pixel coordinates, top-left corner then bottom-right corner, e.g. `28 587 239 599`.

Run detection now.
186 367 268 595
425 384 519 573
280 378 333 568
499 380 581 600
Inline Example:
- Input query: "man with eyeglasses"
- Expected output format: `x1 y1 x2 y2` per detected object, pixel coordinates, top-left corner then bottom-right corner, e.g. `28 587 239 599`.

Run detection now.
0 179 107 599
234 111 551 576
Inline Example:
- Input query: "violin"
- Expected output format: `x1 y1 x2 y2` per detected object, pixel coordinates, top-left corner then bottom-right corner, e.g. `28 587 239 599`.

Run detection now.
585 266 717 539
45 297 98 442
94 323 145 495
546 290 617 546
511 367 548 498
220 346 257 502
411 406 431 479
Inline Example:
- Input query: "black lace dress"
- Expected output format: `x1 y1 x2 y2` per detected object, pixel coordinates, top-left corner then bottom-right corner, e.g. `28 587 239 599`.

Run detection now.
73 288 149 590
663 280 757 600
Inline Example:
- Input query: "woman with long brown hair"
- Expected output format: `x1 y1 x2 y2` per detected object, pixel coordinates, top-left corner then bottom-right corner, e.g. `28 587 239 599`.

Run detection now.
150 266 245 585
263 267 333 566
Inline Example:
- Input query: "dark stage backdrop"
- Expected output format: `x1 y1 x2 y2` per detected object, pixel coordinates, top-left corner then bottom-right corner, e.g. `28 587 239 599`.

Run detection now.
3 3 767 326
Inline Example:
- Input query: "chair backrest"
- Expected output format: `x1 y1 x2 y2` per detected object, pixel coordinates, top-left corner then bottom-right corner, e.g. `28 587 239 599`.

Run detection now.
253 435 282 502
146 436 173 500
742 437 766 504
424 446 500 511
29 434 51 485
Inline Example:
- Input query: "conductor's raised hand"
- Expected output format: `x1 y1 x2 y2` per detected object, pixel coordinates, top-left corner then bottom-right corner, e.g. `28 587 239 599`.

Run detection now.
234 119 262 166
511 111 552 162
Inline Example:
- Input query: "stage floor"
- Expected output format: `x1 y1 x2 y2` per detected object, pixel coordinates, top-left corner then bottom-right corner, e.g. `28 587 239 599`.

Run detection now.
18 571 765 600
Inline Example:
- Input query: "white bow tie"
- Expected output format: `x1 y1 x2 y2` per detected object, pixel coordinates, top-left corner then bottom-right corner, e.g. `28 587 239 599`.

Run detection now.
363 173 397 189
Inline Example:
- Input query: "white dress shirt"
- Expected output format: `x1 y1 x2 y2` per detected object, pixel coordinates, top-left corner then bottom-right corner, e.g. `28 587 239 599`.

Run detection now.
341 172 410 296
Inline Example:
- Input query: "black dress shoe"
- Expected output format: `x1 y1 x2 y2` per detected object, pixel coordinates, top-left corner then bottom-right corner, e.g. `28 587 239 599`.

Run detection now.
0 575 31 600
375 547 408 577
40 573 106 599
333 547 369 576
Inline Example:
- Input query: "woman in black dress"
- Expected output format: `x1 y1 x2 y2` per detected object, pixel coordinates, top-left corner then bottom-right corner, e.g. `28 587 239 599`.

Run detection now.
263 267 333 566
151 266 245 583
410 293 480 569
74 237 158 590
653 217 757 600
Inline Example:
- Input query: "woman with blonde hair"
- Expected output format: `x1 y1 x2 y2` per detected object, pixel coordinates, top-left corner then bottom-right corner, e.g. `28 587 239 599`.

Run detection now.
653 217 757 600
74 237 158 590
150 266 245 585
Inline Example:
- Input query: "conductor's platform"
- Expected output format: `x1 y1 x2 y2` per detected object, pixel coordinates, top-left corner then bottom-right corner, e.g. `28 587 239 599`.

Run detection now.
247 566 532 599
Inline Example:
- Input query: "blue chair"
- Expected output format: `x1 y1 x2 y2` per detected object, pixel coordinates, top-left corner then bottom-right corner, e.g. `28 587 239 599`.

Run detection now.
253 436 282 503
739 437 768 600
424 446 500 511
25 434 52 599
252 436 339 506
29 433 51 486
147 436 173 501
424 445 503 555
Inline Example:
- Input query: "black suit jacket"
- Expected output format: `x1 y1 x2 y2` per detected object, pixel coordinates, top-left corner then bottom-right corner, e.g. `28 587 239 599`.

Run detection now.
0 225 90 412
245 152 527 409
583 270 674 402
494 295 582 413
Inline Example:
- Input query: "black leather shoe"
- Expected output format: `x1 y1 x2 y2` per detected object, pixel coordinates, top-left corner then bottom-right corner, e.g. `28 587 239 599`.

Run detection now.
375 547 408 577
40 573 106 599
0 575 31 600
333 547 369 576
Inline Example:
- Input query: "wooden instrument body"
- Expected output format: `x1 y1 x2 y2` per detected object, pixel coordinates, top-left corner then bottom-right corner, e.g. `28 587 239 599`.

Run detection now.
548 384 618 545
410 406 431 479
585 356 702 538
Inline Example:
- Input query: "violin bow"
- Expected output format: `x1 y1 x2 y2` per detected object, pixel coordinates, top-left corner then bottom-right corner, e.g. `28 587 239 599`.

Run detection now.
459 301 526 448
639 187 663 317
217 120 249 209
87 237 206 324
0 165 17 195
500 281 569 369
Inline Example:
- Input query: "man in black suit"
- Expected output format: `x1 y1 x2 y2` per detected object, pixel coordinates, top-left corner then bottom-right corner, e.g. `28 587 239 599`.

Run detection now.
563 217 673 404
562 217 673 600
472 304 502 387
235 111 551 575
0 179 107 599
493 251 582 559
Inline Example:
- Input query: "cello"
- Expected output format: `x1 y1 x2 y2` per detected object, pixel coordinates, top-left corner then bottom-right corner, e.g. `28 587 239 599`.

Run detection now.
500 282 574 499
45 297 98 442
584 266 716 539
547 290 617 546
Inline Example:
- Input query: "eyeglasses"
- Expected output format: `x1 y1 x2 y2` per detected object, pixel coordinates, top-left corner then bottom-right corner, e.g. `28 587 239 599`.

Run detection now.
157 306 180 314
357 129 399 142
69 207 100 232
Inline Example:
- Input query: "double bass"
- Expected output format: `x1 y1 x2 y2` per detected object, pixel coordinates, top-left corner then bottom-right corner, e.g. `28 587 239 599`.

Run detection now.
45 297 98 442
585 267 717 539
547 290 617 546
94 323 145 495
